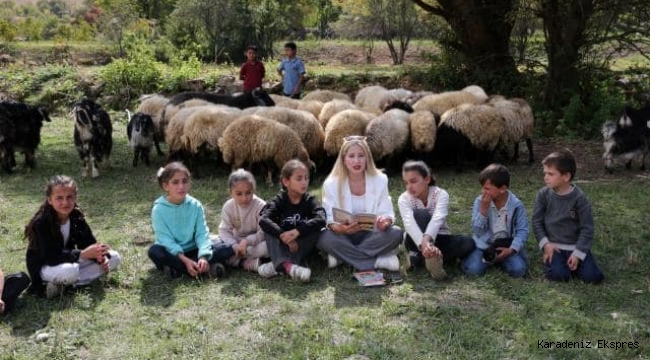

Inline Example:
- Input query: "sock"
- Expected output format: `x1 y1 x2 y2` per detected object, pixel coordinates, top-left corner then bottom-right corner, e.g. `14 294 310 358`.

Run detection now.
282 261 294 274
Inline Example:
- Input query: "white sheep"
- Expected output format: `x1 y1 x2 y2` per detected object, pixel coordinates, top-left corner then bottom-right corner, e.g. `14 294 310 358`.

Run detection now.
180 106 243 155
436 103 505 171
246 107 325 161
302 89 352 103
488 96 535 163
409 110 438 153
270 94 300 109
365 109 412 161
324 109 375 156
296 100 324 120
218 115 313 184
413 86 487 116
388 88 413 101
318 99 358 128
165 105 210 154
355 85 396 115
405 91 435 105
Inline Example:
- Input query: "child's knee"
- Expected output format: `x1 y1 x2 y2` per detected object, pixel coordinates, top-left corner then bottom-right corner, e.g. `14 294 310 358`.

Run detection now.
43 263 80 285
462 258 487 276
545 264 571 282
148 244 167 261
107 250 121 270
506 264 527 278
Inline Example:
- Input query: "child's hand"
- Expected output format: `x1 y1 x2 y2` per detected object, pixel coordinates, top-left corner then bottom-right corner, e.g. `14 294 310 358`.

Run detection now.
81 243 108 261
493 247 514 263
235 240 248 258
567 255 580 271
421 237 442 258
280 229 299 244
542 243 559 264
288 241 299 253
197 258 210 274
479 192 491 216
100 257 110 273
180 256 199 277
375 216 392 232
337 222 362 235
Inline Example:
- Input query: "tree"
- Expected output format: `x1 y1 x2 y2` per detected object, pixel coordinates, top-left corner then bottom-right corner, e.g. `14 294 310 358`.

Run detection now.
411 0 519 80
96 0 139 56
314 0 341 39
367 0 418 65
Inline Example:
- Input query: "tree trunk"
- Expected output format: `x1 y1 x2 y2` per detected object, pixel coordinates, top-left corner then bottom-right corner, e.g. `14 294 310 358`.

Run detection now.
412 0 518 79
540 0 595 116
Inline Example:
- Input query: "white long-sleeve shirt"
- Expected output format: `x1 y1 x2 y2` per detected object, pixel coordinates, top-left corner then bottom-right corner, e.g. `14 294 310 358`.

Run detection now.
398 186 451 248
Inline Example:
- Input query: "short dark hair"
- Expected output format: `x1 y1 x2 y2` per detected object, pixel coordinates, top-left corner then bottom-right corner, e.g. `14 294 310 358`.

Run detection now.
284 42 297 51
402 160 436 186
542 149 577 181
478 163 510 188
247 45 258 52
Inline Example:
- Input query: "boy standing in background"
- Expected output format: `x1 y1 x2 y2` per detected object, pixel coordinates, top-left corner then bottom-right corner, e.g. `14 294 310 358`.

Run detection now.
277 42 305 99
239 45 265 93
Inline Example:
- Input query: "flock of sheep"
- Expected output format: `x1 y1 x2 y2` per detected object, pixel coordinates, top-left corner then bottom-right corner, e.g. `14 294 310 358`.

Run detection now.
129 84 535 181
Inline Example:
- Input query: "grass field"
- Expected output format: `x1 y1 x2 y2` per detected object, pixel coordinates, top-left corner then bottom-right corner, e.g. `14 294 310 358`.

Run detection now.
0 111 649 359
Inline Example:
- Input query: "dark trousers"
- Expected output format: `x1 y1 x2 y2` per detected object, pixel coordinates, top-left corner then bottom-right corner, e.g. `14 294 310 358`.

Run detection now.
545 249 604 284
2 272 30 313
148 244 234 276
265 232 318 270
404 209 475 263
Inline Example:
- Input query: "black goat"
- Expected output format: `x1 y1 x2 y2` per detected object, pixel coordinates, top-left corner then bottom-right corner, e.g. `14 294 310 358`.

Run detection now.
126 110 155 167
602 103 650 173
72 99 112 178
0 101 51 173
168 88 275 109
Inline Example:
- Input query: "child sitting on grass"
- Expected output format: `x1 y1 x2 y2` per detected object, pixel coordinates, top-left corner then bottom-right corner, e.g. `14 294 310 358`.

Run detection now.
533 150 604 284
149 162 233 279
25 175 121 298
0 268 30 314
462 164 529 278
258 160 326 282
216 169 267 272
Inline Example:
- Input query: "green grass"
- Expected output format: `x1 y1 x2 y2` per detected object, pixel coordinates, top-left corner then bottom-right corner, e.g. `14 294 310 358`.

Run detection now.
1 114 649 359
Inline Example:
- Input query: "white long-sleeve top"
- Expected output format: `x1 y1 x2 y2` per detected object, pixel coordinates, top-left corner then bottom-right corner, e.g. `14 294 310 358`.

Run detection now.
217 195 266 248
398 186 451 248
322 172 395 224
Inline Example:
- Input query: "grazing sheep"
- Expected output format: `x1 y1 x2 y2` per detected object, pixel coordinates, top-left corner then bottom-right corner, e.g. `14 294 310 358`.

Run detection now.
248 107 325 161
409 110 438 153
270 94 300 109
405 91 435 105
324 109 374 156
168 89 275 108
135 94 169 155
296 100 324 120
388 88 413 101
413 88 487 116
381 99 415 114
602 104 650 173
72 99 112 178
218 115 313 184
161 99 214 131
460 85 488 101
488 96 535 163
436 103 505 171
178 106 243 169
126 110 155 167
165 106 208 156
318 99 357 128
0 101 51 173
365 109 412 161
355 85 396 115
302 89 352 103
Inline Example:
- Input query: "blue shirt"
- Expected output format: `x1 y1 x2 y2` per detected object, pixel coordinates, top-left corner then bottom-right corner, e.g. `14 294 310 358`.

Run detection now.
277 57 305 95
471 191 529 252
151 194 213 260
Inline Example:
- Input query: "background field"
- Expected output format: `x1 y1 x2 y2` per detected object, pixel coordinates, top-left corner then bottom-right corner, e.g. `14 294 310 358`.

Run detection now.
0 109 649 359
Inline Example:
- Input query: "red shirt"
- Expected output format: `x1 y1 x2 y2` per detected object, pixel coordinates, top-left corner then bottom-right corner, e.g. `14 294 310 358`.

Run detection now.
240 61 265 92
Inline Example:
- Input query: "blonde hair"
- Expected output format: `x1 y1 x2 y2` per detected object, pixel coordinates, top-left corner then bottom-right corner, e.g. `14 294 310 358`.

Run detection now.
325 137 380 205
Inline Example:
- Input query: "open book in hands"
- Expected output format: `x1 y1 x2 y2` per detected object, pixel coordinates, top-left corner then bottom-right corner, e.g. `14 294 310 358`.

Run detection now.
332 207 377 231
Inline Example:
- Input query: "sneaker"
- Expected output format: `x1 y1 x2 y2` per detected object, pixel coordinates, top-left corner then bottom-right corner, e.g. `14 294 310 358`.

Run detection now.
209 263 227 278
375 254 400 272
327 254 340 269
258 262 278 278
45 282 61 299
425 256 447 280
242 258 260 272
289 265 311 282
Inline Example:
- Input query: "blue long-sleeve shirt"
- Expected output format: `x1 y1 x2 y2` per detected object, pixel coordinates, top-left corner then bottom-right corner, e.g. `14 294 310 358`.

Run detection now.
471 191 529 252
151 195 212 260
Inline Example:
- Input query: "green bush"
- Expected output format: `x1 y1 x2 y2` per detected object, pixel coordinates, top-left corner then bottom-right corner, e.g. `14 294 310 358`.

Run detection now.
99 52 163 108
160 52 202 93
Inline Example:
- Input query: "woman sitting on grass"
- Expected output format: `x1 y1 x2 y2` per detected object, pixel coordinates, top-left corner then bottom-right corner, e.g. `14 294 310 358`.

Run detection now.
25 175 121 298
148 162 233 279
258 159 326 282
317 136 403 277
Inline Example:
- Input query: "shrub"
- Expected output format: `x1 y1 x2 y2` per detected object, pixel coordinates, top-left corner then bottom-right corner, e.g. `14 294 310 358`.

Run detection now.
99 52 163 107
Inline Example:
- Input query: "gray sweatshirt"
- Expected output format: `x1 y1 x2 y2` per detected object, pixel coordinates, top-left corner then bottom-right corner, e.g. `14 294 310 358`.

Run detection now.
532 185 594 260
